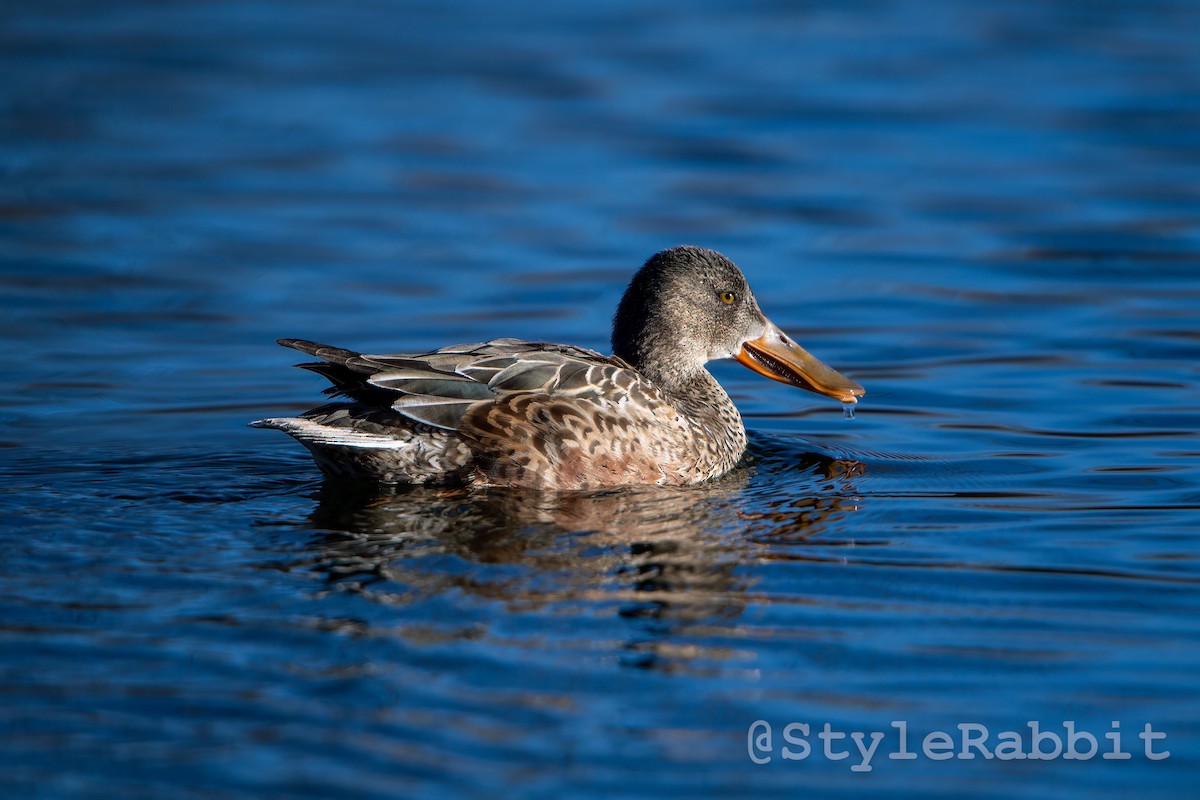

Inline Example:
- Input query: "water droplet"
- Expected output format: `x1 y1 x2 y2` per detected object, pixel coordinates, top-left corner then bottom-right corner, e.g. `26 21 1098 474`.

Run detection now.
842 401 856 420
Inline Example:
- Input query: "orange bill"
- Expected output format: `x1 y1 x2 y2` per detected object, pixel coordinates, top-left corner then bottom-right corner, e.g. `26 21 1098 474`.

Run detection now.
735 326 865 404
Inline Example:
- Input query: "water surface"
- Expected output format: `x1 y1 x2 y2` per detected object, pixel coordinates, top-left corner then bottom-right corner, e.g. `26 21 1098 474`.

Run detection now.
2 0 1198 797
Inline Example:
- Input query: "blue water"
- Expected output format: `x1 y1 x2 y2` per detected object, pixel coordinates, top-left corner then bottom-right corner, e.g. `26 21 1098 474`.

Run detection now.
2 0 1199 797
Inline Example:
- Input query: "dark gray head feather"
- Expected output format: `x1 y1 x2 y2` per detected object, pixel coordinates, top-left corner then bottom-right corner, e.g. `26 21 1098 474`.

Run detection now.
611 246 768 390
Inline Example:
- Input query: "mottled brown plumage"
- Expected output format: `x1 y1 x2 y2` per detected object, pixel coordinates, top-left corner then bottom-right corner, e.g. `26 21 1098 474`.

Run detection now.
253 246 864 489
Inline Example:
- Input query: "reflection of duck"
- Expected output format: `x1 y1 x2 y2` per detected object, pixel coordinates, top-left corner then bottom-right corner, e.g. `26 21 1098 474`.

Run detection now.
291 459 860 673
296 449 864 636
254 246 863 489
297 474 759 631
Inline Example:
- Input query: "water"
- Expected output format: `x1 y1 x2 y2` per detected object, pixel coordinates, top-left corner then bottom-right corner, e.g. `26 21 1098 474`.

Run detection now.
2 0 1198 797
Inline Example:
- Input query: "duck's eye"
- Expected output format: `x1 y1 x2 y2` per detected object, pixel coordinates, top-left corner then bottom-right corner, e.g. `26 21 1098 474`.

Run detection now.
720 291 737 305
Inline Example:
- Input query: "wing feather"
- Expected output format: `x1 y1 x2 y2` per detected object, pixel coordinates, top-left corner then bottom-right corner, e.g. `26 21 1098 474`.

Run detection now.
278 337 649 433
389 394 479 431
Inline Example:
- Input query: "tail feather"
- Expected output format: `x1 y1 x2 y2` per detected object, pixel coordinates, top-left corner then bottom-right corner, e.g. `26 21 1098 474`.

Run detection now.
279 339 389 402
250 407 472 484
277 338 359 363
250 416 409 449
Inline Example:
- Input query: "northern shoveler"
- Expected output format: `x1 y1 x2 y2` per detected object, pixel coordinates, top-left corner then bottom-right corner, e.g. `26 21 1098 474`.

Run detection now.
252 246 864 489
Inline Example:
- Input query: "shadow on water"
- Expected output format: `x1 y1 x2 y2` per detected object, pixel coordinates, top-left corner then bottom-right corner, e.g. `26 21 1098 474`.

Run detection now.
287 447 865 668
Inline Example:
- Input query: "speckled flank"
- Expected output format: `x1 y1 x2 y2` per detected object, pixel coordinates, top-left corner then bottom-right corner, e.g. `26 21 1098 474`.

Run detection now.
462 368 745 489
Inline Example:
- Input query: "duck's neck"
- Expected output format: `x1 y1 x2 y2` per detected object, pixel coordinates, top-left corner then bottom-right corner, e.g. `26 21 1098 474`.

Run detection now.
654 366 748 478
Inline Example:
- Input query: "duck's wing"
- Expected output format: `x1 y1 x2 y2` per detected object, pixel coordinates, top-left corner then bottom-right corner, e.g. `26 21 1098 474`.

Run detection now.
277 338 642 432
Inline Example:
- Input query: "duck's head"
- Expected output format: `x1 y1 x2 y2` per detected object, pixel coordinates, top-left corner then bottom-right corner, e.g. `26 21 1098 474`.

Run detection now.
612 246 864 404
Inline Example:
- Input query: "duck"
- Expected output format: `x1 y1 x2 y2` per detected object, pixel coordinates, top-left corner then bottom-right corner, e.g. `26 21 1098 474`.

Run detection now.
252 245 864 490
